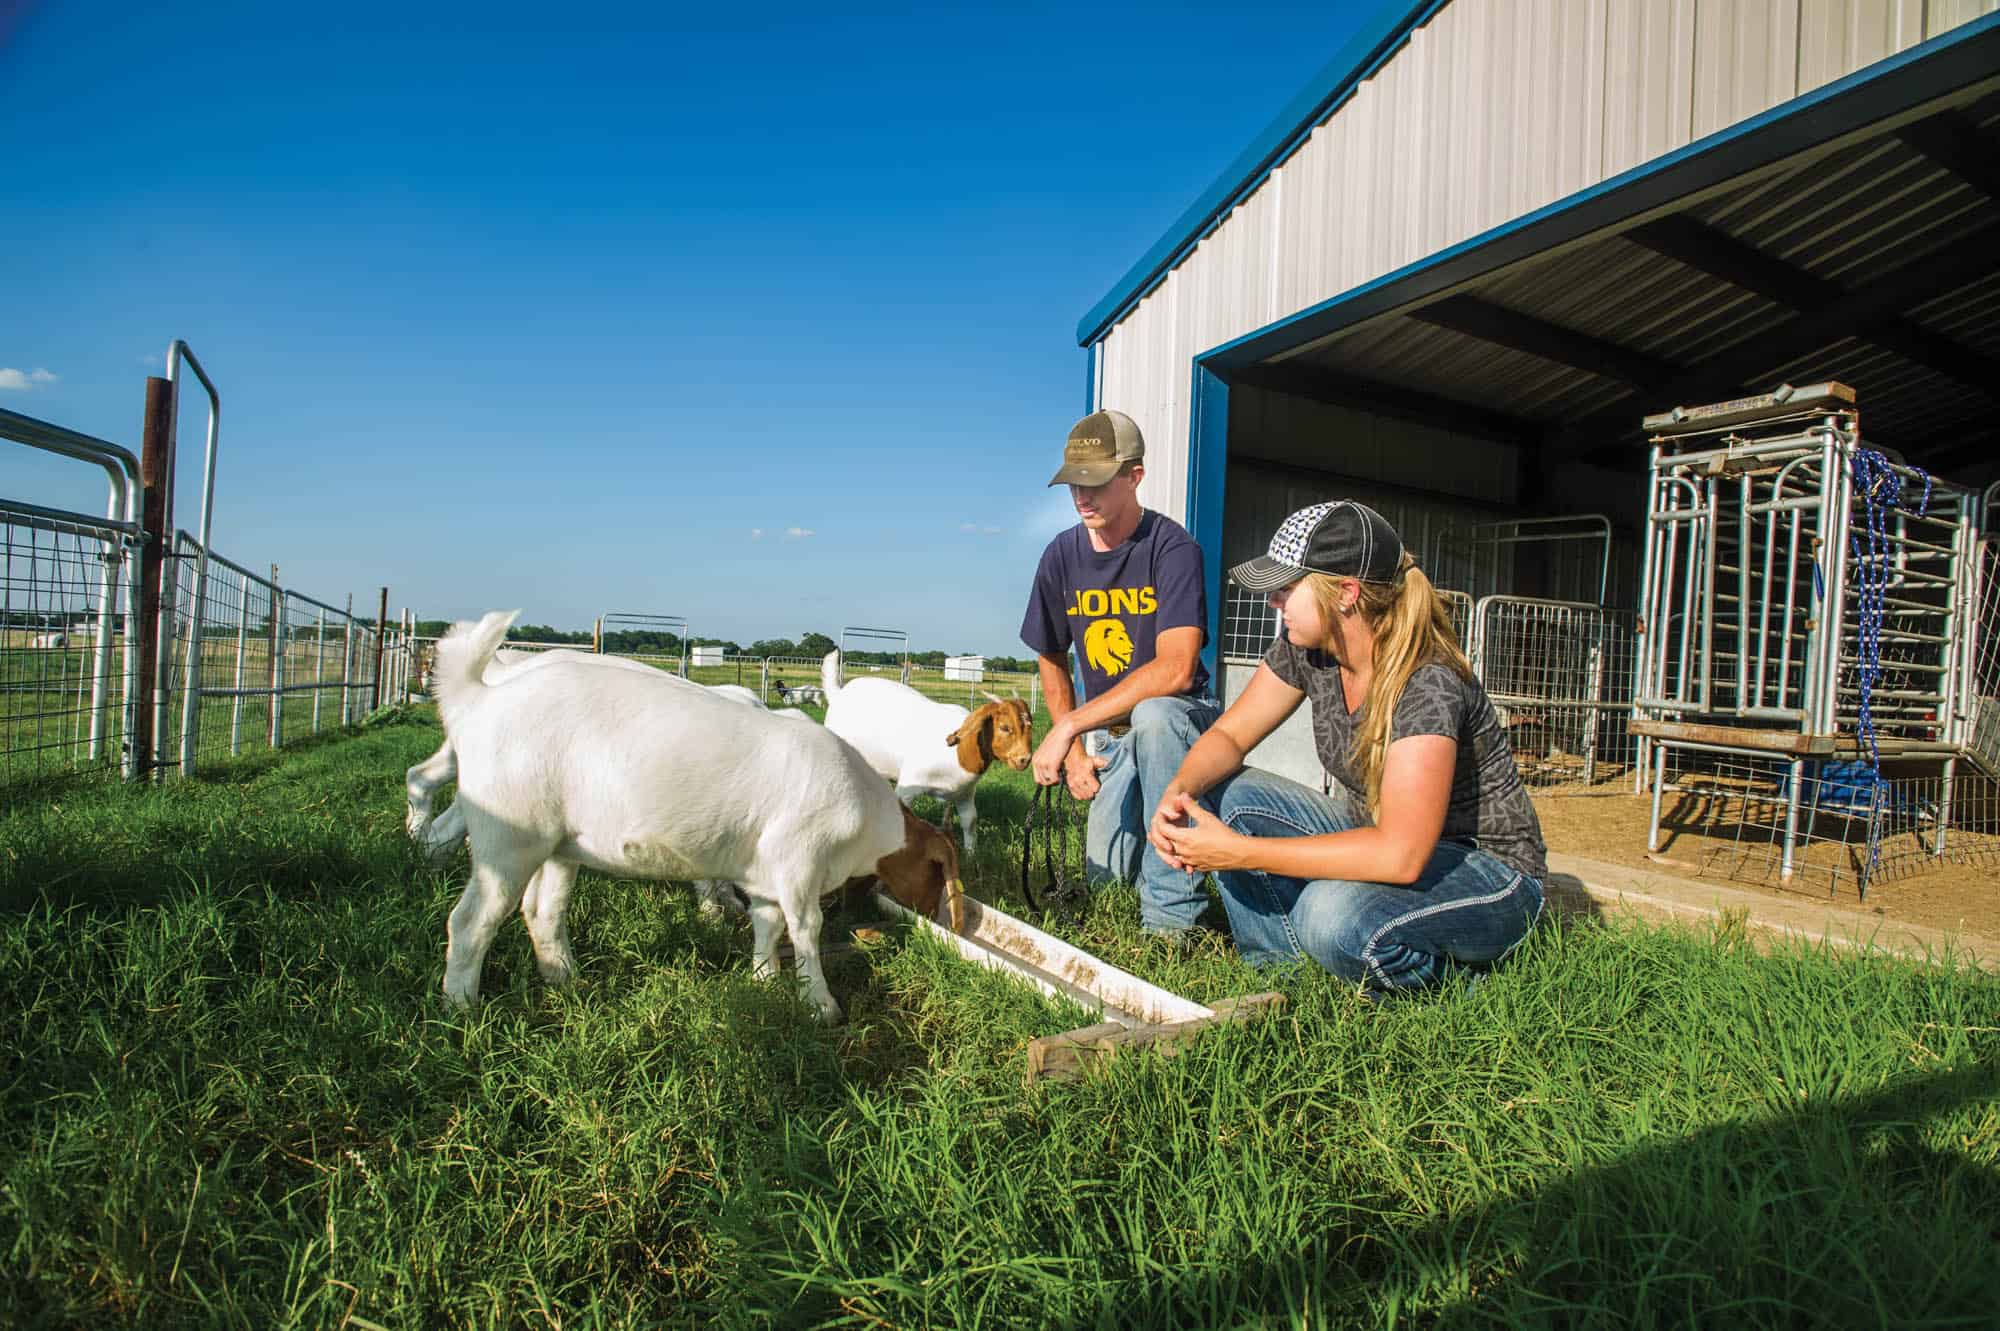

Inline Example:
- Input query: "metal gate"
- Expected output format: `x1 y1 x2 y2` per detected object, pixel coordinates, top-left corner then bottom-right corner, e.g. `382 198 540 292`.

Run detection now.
1 408 145 788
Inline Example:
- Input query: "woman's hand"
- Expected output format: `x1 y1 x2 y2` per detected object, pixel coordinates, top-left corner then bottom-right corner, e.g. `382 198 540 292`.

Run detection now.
1148 790 1194 870
1159 798 1253 874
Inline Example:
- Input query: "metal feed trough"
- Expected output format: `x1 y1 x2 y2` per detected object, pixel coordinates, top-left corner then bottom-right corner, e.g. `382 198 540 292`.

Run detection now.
874 892 1283 1085
1631 383 1985 879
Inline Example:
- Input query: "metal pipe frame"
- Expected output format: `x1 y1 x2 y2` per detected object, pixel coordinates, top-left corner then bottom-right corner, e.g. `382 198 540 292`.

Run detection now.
169 342 223 776
1 411 145 779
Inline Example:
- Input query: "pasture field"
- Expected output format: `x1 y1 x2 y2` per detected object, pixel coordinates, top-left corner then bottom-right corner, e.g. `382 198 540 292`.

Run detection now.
2 711 1997 1329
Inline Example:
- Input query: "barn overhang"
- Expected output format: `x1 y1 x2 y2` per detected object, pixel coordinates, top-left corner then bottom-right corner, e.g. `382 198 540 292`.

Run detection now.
1189 13 2000 473
1169 12 2000 669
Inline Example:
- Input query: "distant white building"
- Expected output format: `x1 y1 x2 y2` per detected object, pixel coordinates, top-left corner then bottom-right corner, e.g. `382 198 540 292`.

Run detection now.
690 646 728 667
943 655 984 683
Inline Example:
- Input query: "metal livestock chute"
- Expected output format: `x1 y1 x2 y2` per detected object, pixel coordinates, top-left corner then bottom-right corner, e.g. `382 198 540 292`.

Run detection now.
1629 383 1987 885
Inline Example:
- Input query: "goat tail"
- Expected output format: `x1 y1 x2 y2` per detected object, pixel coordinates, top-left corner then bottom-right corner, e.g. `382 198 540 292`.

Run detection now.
433 609 519 728
821 648 842 700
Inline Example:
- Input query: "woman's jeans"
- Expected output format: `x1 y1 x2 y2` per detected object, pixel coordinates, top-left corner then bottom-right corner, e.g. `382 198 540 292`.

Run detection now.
1207 765 1544 991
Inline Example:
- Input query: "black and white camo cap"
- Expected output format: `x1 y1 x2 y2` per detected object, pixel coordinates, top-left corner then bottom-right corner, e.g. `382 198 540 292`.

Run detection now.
1229 500 1404 591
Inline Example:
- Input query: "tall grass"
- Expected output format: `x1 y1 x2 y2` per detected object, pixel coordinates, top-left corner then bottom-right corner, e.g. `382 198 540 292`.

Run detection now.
2 712 1995 1328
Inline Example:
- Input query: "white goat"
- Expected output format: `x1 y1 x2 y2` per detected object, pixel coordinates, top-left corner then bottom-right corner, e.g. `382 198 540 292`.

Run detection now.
819 649 1033 852
431 611 962 1022
406 649 781 863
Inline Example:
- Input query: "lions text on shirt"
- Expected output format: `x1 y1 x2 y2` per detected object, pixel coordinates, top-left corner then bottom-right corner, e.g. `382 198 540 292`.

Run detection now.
1020 510 1210 703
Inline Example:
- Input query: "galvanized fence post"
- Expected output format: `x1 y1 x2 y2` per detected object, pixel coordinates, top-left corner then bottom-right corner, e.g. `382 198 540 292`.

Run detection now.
341 594 356 727
230 567 250 756
269 583 288 748
312 607 328 734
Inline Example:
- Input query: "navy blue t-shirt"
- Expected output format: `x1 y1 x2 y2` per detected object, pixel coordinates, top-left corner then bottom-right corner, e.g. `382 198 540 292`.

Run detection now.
1020 510 1210 703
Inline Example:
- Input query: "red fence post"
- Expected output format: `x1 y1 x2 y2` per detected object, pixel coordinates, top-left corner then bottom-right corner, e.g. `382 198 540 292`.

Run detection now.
132 376 177 779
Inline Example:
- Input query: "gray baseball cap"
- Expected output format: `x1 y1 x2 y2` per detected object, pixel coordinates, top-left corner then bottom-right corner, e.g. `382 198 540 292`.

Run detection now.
1048 409 1145 487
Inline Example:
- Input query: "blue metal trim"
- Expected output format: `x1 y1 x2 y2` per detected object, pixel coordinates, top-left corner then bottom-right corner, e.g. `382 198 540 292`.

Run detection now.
1194 11 2000 373
1084 342 1097 413
1078 0 1447 347
1186 365 1231 680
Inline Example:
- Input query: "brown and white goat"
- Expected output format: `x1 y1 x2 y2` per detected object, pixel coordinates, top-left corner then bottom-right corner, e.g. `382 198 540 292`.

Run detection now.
820 649 1033 852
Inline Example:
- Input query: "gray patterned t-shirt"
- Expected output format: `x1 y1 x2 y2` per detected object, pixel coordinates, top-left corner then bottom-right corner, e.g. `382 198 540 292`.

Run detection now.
1262 639 1548 880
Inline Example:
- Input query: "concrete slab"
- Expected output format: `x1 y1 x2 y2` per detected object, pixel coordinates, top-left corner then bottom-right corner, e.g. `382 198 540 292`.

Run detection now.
1544 851 2000 975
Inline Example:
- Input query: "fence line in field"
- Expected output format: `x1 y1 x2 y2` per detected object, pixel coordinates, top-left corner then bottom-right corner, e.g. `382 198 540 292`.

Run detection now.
410 641 1042 714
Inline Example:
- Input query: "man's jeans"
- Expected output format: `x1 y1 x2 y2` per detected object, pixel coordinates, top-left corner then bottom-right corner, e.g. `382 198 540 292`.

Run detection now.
1206 765 1544 991
1086 694 1223 934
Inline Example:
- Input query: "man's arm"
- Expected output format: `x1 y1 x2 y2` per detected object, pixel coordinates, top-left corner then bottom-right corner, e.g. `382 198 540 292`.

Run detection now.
1035 651 1106 796
1029 626 1202 787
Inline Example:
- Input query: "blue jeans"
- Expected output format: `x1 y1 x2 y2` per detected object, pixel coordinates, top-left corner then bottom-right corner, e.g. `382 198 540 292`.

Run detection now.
1086 694 1223 934
1207 765 1544 991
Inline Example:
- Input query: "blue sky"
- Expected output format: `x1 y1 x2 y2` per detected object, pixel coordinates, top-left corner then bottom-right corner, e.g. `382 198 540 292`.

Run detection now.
3 0 1376 656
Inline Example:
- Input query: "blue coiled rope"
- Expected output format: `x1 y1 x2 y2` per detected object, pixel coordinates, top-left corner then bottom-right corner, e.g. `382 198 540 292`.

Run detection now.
1846 448 1932 876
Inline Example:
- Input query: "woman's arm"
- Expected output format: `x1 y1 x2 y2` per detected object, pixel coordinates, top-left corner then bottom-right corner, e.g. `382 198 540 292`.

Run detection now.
1162 733 1456 885
1147 664 1303 868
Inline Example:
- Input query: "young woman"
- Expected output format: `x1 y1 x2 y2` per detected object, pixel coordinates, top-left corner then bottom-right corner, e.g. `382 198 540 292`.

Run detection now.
1148 500 1546 992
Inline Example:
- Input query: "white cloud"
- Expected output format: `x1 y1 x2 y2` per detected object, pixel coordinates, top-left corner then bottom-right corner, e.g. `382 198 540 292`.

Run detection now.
0 367 57 391
960 522 978 533
784 526 815 539
750 527 764 540
961 522 1004 536
981 525 1003 535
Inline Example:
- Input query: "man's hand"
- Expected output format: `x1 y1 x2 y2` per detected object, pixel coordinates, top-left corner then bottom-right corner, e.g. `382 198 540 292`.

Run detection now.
1159 799 1251 874
1063 746 1107 801
1031 718 1076 786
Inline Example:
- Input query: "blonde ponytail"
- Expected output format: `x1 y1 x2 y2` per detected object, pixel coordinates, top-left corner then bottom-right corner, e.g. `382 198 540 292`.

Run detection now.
1308 553 1471 814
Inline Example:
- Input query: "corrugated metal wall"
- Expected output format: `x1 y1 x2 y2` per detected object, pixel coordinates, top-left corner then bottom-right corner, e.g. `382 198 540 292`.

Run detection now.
1098 0 1997 526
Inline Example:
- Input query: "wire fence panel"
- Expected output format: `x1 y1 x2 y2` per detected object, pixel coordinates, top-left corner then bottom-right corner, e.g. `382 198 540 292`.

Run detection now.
162 544 279 770
1471 596 1639 792
1648 751 2000 895
1 507 142 790
1969 535 1999 778
159 535 397 775
2 407 145 792
895 664 1038 712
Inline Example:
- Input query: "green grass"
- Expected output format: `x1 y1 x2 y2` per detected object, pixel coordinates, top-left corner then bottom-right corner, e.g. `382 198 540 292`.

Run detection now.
2 712 1996 1329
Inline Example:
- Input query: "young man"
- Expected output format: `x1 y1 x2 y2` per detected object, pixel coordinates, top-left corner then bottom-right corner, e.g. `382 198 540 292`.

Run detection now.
1020 408 1221 937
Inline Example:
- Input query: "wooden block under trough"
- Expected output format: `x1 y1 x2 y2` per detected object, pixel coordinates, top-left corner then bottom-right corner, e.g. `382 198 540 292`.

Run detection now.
1025 992 1287 1086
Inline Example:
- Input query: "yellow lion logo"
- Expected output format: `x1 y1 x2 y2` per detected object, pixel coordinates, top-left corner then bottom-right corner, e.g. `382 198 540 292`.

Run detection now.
1084 618 1135 676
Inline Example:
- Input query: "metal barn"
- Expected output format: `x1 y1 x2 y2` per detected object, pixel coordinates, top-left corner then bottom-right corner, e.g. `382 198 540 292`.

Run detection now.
1080 1 2000 892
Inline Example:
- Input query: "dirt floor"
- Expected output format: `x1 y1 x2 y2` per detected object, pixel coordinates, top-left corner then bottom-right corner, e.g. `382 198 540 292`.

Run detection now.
1533 789 2000 939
